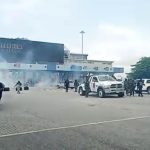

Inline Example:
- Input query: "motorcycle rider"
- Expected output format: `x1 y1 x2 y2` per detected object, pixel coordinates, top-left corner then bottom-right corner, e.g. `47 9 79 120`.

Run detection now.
15 81 22 94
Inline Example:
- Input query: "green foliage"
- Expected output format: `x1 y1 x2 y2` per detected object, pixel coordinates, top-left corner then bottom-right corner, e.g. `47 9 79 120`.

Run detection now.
129 57 150 79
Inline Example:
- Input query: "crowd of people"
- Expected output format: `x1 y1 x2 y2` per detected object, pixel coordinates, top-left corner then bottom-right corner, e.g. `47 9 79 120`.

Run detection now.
124 78 144 97
64 77 145 98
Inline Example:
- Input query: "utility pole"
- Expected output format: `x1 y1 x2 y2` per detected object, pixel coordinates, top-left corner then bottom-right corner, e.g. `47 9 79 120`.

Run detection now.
80 30 85 62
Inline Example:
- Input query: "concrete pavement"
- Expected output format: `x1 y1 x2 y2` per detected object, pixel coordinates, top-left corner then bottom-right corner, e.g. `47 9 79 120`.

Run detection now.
0 88 150 150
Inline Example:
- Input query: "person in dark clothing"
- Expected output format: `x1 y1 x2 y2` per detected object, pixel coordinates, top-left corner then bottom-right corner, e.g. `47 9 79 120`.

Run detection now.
64 79 69 92
129 79 136 96
85 76 90 97
74 80 79 92
0 82 4 101
132 80 136 96
15 81 22 94
124 78 129 96
128 79 132 96
137 79 144 97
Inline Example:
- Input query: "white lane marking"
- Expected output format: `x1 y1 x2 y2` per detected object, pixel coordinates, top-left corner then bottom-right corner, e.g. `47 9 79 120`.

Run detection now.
0 115 150 138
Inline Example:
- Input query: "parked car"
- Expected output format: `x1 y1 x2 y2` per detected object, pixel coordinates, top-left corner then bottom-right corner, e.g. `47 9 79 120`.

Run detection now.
57 80 74 89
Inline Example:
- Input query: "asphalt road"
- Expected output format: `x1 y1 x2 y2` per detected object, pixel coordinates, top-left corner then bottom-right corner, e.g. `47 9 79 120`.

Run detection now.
0 88 150 150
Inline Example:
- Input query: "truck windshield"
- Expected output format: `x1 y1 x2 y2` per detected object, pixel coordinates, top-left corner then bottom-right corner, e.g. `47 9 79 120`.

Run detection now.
98 76 115 81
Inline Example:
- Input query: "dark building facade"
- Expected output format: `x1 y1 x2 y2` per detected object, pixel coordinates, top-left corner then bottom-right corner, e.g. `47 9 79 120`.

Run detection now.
0 38 64 64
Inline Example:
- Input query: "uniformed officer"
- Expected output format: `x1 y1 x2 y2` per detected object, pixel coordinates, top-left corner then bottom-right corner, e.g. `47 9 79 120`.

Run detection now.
132 80 136 96
129 79 136 96
137 79 144 97
85 76 90 97
74 80 79 92
64 79 69 92
124 78 129 96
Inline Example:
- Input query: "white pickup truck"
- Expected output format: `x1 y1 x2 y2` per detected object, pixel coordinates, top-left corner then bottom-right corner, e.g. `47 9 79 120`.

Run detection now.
78 75 124 98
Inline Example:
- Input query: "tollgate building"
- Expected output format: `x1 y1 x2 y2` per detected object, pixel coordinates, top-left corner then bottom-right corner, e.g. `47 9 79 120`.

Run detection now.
0 38 124 86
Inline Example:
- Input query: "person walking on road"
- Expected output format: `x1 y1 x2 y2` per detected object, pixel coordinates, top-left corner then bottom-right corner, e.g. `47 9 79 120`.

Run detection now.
0 82 4 101
74 80 79 92
64 79 69 92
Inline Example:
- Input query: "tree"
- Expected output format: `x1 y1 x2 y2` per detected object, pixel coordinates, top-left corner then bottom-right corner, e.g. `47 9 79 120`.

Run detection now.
129 57 150 79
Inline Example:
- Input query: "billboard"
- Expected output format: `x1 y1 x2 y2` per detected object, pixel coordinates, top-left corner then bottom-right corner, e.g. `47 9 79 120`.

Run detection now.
0 38 64 63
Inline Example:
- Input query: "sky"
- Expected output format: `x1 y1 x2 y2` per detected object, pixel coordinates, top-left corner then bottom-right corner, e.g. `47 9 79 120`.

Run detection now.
0 0 150 73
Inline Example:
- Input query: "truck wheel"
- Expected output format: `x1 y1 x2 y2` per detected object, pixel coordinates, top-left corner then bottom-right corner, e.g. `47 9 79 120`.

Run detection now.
147 87 150 94
118 92 124 97
79 88 85 96
97 88 105 98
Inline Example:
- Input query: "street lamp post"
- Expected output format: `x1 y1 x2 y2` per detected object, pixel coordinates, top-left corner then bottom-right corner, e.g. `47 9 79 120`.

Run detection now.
80 30 85 62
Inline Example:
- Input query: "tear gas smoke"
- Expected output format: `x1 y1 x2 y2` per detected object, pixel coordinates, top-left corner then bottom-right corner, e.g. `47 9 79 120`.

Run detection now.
0 50 60 88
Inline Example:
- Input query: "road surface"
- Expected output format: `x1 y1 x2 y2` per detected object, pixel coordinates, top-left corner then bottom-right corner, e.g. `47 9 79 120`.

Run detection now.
0 88 150 150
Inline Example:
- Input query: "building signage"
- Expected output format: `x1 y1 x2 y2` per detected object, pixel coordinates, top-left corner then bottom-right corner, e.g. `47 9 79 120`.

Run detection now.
56 64 113 72
0 63 47 70
0 43 23 50
0 38 64 63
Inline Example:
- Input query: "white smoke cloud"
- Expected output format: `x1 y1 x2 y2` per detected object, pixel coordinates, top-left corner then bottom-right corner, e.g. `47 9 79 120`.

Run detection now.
0 54 16 87
23 51 33 63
